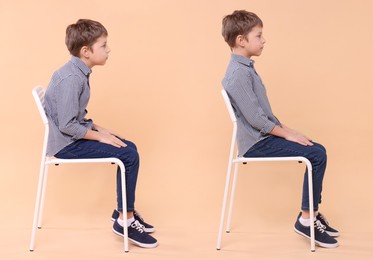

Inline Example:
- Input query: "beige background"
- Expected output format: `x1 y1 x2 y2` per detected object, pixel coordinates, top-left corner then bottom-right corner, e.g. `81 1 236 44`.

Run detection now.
1 0 372 259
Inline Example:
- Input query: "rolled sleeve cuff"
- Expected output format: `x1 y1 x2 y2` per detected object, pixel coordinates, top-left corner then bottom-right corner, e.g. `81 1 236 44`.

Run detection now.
260 120 276 135
60 123 89 140
73 126 89 140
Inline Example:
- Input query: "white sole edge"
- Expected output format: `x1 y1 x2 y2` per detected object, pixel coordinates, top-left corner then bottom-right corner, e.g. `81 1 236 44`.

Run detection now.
112 228 158 248
294 227 339 248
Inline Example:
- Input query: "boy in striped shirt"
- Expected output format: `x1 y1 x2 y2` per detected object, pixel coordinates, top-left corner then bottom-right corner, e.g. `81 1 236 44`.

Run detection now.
221 10 339 248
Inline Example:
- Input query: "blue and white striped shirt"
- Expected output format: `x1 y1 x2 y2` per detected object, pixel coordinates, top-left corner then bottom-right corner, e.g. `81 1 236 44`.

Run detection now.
222 54 281 156
44 56 93 156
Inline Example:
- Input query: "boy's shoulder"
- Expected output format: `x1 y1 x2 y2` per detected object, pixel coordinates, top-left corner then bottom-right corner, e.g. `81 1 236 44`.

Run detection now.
55 57 90 77
51 60 75 80
225 55 254 79
229 54 254 68
49 58 86 87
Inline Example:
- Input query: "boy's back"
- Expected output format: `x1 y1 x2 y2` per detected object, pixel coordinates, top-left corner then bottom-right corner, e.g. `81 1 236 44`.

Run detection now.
222 53 279 156
45 56 92 156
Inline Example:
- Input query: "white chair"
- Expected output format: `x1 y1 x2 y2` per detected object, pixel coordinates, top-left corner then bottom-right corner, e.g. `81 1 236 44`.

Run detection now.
216 89 315 252
29 86 129 252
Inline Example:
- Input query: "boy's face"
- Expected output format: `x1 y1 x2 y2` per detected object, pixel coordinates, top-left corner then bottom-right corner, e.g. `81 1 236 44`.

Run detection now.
82 35 111 68
235 25 265 58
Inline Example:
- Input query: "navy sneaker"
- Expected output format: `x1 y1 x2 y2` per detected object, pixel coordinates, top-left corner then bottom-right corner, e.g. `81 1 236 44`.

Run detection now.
317 212 340 237
134 210 155 233
111 209 120 221
294 214 338 248
112 219 158 248
111 209 155 233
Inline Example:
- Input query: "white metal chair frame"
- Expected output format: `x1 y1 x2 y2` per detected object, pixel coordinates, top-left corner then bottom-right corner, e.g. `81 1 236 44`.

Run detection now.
217 89 315 252
30 86 129 252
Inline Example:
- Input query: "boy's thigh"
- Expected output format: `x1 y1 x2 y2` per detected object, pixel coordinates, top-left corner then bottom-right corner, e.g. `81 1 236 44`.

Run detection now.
55 139 137 159
244 136 325 158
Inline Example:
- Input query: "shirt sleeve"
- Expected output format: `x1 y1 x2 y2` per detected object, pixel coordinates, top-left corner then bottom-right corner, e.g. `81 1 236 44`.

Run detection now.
226 68 276 135
55 75 89 139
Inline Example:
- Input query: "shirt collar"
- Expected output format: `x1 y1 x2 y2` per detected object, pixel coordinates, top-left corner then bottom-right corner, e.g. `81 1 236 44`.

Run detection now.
230 53 255 67
70 56 92 77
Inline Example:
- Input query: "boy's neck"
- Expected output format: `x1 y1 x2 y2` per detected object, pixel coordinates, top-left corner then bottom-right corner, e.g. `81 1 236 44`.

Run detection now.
79 56 94 69
231 48 251 59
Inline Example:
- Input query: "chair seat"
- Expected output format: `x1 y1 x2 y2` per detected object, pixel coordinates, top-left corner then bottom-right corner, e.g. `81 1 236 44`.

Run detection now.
233 156 308 163
45 157 123 165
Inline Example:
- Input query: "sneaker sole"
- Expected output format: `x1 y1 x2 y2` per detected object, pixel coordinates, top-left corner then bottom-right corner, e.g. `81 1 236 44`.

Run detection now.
326 230 340 237
294 227 339 248
143 227 155 233
112 227 158 248
128 238 158 249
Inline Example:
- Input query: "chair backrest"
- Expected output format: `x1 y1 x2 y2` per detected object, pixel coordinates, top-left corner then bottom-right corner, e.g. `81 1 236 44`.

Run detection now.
221 89 237 123
32 86 48 125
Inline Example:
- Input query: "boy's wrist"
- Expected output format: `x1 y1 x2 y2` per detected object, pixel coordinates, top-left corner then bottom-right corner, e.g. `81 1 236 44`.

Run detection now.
271 125 289 139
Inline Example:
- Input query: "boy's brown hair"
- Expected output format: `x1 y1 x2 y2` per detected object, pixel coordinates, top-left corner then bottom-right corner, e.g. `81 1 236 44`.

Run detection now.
65 19 108 57
222 10 263 48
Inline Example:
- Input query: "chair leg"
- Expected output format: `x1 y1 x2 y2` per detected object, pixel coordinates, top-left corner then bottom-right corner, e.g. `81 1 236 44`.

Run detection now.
216 161 235 250
226 163 239 232
305 161 315 252
29 164 47 251
118 164 129 253
37 165 50 228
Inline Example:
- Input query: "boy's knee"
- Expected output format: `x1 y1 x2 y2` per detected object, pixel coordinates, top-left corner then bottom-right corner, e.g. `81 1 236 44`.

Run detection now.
313 142 327 153
313 147 327 164
124 148 140 165
124 140 137 150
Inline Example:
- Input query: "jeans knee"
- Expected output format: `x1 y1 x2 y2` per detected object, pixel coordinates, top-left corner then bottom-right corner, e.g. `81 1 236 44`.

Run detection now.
124 140 137 151
313 148 327 166
313 142 327 154
125 148 140 166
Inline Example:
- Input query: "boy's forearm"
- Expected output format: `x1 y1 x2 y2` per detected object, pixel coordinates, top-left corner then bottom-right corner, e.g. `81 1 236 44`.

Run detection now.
270 125 313 146
83 128 126 148
83 129 103 141
270 125 289 139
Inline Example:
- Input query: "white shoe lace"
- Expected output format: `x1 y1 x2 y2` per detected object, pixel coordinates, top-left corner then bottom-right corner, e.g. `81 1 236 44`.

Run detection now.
314 220 327 233
131 220 146 233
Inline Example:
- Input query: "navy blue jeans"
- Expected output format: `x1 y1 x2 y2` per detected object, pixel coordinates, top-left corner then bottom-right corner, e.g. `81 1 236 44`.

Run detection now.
55 138 139 213
244 136 327 211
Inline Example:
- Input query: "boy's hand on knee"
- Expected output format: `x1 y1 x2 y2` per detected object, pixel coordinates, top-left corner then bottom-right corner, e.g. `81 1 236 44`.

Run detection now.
271 125 313 146
100 133 127 148
285 132 313 146
84 129 126 147
94 124 123 139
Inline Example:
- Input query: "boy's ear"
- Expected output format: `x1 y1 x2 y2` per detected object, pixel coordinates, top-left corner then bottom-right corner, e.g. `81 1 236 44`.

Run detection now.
80 46 90 58
235 35 247 47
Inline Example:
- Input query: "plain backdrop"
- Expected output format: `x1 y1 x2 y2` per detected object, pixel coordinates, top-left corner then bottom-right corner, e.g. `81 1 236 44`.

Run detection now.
1 0 372 259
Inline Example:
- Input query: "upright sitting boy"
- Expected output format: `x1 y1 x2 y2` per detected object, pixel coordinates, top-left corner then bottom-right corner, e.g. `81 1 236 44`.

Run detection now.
221 10 339 248
44 19 158 248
